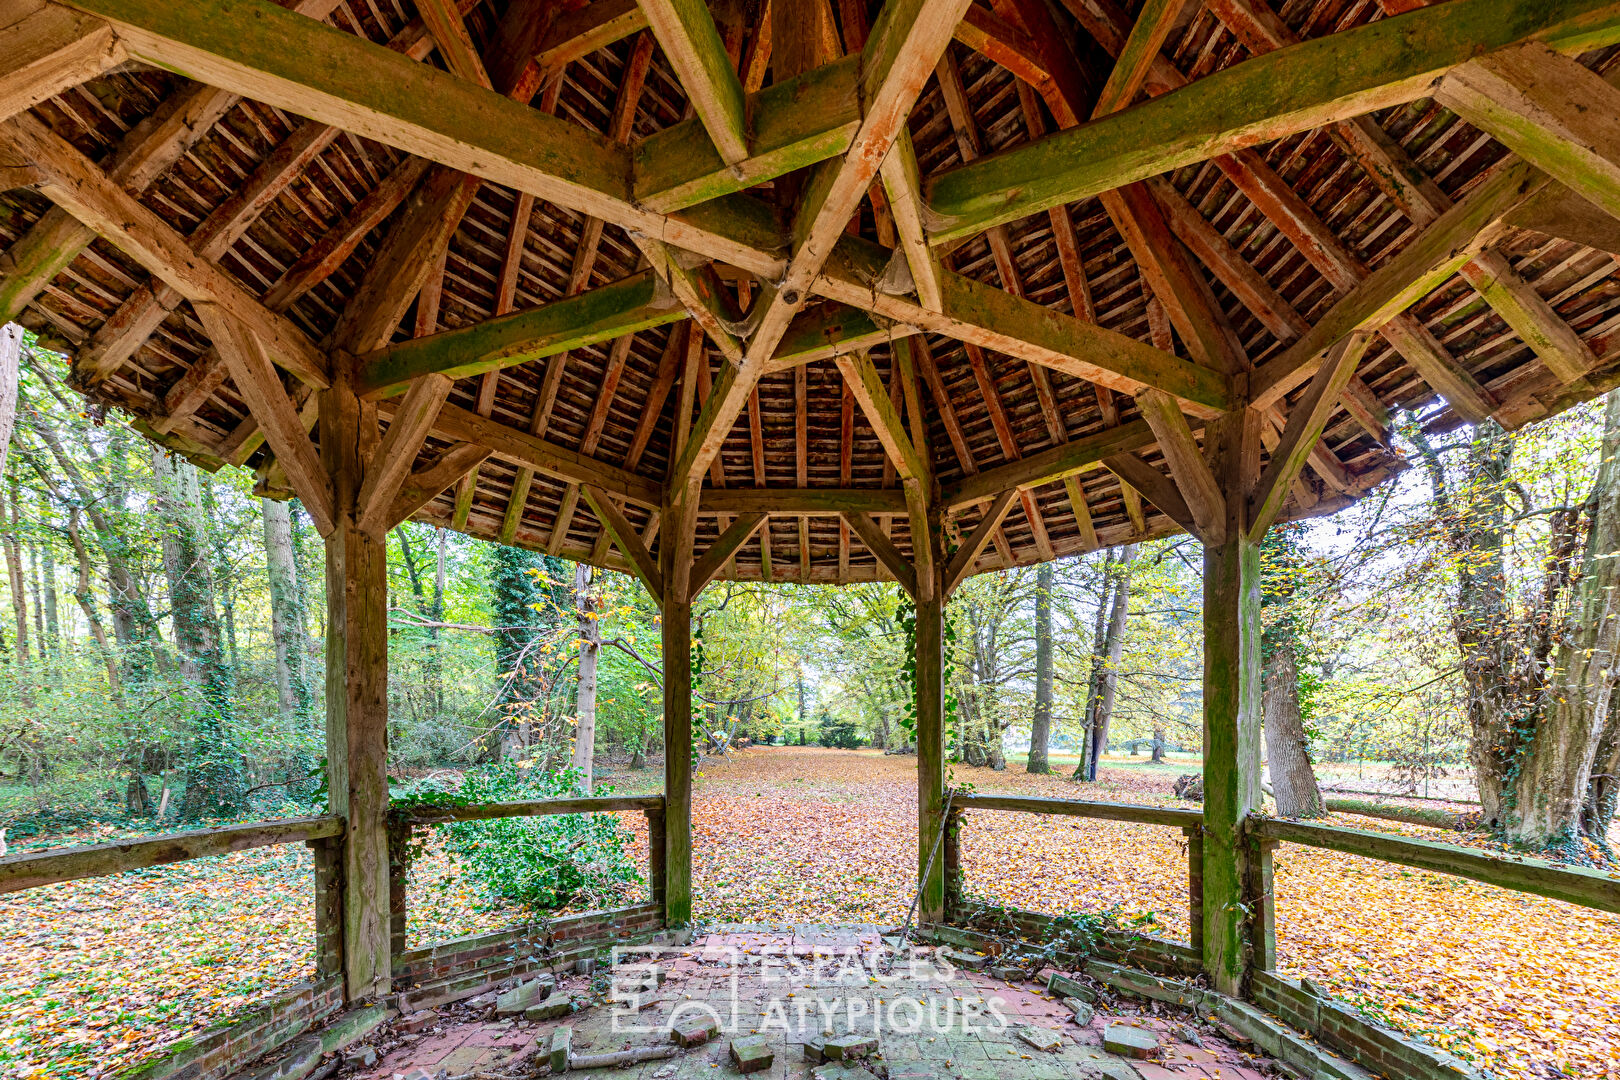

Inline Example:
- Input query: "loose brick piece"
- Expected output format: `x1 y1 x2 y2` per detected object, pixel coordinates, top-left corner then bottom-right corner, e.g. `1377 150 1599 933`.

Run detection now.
1015 1025 1063 1052
938 947 988 971
524 997 573 1021
824 1032 878 1059
730 1035 774 1073
548 1025 572 1071
495 975 555 1015
1103 1024 1159 1059
669 1011 719 1047
803 1034 828 1062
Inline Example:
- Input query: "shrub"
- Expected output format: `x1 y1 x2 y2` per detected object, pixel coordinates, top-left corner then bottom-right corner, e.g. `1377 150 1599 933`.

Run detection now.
399 762 643 913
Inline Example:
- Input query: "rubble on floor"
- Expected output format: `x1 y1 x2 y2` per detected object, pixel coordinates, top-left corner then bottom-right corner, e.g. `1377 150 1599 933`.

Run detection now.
272 926 1311 1080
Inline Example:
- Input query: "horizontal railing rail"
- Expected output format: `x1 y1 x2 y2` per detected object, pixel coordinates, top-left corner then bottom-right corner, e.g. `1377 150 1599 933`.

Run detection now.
0 814 344 895
396 794 665 825
1251 816 1620 914
951 792 1203 828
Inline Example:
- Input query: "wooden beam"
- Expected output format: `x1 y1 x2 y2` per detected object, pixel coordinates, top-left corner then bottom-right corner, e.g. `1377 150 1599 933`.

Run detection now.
945 488 1016 596
3 112 328 388
1092 0 1190 115
1250 334 1370 540
689 511 765 594
536 0 647 82
355 374 452 536
731 0 973 482
1249 159 1550 413
0 82 234 323
0 1 123 124
638 0 747 164
1205 0 1598 394
1135 388 1224 543
196 304 334 534
387 442 490 530
699 487 909 516
1103 452 1197 537
581 485 665 600
878 126 944 310
416 0 491 86
358 271 684 396
844 510 918 597
923 0 1620 243
942 419 1155 508
834 350 925 482
427 400 662 507
1437 42 1620 224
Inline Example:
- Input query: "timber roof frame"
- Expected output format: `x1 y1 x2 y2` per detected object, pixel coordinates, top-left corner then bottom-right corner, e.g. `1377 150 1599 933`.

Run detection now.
5 0 1620 591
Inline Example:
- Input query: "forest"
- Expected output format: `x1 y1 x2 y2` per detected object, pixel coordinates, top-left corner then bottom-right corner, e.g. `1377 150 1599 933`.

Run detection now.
1 324 1618 859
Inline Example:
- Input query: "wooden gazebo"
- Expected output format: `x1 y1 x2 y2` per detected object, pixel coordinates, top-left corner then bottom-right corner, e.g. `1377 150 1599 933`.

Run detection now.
5 0 1620 1073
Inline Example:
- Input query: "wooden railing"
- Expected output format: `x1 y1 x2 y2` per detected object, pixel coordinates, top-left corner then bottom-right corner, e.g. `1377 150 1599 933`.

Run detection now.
386 794 668 959
1250 816 1620 914
945 793 1620 977
945 793 1208 951
0 814 344 894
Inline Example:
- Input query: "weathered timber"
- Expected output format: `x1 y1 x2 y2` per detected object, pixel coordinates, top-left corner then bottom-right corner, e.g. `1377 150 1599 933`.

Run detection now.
699 488 908 515
399 795 664 825
922 0 1620 242
942 420 1156 508
951 793 1201 828
1252 818 1620 914
0 815 342 894
0 1 123 125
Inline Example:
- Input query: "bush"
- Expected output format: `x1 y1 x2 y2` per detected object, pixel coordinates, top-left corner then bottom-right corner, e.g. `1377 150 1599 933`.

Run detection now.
398 761 642 913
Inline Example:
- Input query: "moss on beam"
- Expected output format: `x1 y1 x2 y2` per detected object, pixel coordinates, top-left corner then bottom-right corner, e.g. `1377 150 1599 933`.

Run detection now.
923 0 1620 243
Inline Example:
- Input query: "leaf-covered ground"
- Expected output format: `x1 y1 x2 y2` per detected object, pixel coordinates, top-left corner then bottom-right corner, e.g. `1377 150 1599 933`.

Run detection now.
3 747 1615 1079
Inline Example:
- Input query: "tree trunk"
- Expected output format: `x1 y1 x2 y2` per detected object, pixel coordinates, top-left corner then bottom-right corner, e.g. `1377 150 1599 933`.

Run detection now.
573 561 600 792
489 544 540 761
1152 724 1166 762
263 498 313 725
1073 551 1114 780
1 485 33 707
1028 561 1054 774
0 324 20 485
154 447 240 818
67 507 119 697
1262 639 1325 817
1503 393 1620 851
38 499 58 660
1087 544 1134 781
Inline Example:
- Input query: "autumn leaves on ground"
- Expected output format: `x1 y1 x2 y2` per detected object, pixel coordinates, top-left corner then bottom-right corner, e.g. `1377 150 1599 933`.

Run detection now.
4 748 1616 1080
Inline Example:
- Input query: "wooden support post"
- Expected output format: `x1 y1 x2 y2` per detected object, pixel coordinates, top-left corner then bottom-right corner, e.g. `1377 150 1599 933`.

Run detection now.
308 835 344 979
1246 834 1278 972
644 806 667 907
321 361 392 1002
915 521 946 926
661 597 691 927
1200 408 1263 997
941 805 961 919
1183 825 1204 955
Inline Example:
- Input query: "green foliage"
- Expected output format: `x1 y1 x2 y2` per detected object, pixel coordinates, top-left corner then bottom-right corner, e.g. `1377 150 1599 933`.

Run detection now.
394 762 642 912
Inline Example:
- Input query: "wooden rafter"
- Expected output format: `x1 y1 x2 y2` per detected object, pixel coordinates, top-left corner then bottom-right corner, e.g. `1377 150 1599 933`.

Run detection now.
0 1 123 124
945 488 1016 596
843 511 918 597
924 0 1620 242
2 112 328 388
581 484 664 599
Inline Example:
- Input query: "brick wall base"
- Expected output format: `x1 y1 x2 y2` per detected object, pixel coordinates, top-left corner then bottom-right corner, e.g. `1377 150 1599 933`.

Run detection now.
390 902 666 1013
118 977 344 1080
941 902 1485 1080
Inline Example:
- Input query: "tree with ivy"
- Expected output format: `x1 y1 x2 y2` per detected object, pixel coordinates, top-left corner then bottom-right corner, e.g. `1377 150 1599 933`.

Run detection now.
1261 523 1326 818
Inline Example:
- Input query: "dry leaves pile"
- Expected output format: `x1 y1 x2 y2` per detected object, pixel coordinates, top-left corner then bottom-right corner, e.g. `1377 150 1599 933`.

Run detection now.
3 747 1616 1080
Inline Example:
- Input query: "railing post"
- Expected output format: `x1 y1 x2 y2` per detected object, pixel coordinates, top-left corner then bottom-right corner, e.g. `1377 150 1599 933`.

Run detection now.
1245 831 1278 973
309 835 344 979
941 805 961 921
387 821 413 963
644 806 666 909
1183 824 1204 954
